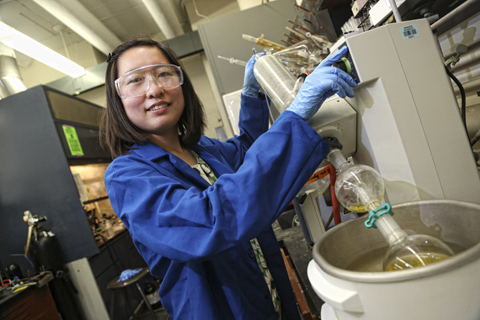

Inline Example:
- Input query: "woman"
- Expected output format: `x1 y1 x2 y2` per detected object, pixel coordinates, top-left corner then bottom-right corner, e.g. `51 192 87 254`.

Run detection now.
101 38 355 320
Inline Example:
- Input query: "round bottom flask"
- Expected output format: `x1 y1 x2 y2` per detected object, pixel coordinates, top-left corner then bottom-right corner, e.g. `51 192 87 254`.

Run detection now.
384 234 454 271
326 148 455 272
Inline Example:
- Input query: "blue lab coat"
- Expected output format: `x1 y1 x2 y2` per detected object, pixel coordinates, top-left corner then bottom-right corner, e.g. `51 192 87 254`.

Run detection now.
105 94 330 320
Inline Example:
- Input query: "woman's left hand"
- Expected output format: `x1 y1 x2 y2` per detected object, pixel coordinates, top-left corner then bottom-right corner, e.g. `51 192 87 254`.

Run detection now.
242 52 264 98
286 46 356 123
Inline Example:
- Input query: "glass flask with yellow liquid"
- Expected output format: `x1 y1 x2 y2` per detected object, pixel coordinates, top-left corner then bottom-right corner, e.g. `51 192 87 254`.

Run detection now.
326 148 454 271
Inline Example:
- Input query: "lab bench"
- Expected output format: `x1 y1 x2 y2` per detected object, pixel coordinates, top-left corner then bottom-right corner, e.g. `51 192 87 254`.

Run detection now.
0 272 60 320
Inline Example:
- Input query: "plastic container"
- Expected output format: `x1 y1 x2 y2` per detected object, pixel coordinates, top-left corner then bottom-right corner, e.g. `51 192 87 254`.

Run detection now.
297 166 330 197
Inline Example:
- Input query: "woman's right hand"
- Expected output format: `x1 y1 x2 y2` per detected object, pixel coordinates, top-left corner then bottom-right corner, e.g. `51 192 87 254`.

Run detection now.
286 46 357 123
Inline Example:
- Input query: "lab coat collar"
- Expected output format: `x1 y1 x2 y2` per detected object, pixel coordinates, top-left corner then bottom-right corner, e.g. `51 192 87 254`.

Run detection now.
130 142 169 161
129 142 233 177
129 142 234 189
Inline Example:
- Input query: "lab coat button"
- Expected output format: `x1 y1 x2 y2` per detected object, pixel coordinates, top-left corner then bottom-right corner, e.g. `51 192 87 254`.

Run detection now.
248 249 255 259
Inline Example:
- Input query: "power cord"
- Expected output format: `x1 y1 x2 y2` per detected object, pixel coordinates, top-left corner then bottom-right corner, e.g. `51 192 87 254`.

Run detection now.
444 65 479 165
444 66 468 139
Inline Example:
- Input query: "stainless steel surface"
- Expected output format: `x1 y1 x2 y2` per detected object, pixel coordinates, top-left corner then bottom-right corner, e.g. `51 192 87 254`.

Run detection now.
312 199 480 283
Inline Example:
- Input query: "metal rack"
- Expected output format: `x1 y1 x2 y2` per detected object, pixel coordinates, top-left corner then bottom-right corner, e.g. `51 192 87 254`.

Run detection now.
353 0 380 30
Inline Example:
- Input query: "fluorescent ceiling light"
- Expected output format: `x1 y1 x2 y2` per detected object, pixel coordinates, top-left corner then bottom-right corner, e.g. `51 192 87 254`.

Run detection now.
0 21 85 78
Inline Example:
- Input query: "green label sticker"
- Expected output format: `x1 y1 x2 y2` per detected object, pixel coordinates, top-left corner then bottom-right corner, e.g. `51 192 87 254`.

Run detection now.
62 125 84 156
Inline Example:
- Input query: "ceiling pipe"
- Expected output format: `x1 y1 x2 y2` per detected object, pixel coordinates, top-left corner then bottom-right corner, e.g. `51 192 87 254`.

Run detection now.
142 0 184 39
385 0 402 22
32 0 122 56
431 0 480 36
157 0 185 36
0 43 26 99
236 0 261 11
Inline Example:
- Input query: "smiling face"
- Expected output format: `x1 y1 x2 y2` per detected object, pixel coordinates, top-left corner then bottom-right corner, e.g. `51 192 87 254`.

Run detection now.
116 46 185 139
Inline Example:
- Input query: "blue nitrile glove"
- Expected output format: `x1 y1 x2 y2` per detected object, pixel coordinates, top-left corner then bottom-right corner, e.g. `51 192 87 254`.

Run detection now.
242 52 265 98
286 46 357 123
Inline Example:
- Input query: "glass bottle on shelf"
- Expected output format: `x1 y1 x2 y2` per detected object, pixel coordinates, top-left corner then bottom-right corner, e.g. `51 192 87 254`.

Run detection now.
326 148 454 271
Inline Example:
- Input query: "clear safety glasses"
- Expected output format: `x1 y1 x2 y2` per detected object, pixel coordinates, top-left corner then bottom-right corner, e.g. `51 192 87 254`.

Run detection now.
115 63 184 98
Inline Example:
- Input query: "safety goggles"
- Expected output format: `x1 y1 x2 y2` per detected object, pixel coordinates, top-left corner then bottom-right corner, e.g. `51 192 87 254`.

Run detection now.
115 63 184 98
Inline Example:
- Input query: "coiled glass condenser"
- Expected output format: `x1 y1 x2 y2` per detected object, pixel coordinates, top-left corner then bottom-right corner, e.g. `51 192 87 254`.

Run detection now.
253 54 297 113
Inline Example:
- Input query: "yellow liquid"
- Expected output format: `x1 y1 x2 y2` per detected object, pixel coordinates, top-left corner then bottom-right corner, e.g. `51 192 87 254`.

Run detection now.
348 200 382 213
386 253 450 271
255 38 286 51
349 204 369 212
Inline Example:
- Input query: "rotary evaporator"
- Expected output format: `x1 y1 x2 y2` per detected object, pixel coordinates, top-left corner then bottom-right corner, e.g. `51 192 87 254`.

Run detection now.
253 19 480 320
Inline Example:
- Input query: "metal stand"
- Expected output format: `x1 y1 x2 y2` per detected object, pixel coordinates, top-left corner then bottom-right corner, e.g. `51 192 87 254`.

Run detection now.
107 267 156 320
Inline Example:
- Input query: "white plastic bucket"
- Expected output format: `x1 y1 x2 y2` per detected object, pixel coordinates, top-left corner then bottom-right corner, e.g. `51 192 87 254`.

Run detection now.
308 200 480 320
